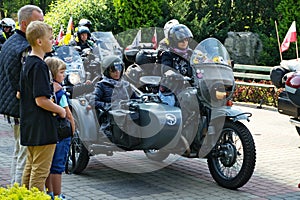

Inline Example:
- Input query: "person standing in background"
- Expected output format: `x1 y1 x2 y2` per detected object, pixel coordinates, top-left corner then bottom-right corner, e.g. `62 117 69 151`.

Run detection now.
0 18 16 50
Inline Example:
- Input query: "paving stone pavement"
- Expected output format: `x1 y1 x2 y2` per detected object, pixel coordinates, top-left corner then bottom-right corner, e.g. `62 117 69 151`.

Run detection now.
1 105 300 199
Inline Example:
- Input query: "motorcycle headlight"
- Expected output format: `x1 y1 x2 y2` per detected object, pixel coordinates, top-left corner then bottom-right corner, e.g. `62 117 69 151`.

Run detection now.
68 72 81 85
66 61 86 84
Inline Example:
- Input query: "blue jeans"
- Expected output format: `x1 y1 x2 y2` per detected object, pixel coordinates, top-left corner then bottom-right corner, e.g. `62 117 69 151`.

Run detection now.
50 137 71 174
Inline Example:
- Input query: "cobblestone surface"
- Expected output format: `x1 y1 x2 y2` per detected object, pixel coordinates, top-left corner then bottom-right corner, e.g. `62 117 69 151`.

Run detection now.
1 105 300 199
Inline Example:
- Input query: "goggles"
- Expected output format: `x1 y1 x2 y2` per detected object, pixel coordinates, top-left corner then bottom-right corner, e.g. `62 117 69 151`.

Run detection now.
110 63 123 72
178 38 189 43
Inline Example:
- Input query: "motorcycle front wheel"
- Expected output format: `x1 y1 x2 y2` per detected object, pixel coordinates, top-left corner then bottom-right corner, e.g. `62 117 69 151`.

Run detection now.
65 113 90 174
207 120 256 189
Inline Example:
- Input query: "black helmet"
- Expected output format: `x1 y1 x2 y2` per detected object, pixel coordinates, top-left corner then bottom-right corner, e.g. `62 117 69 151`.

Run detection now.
102 55 124 79
168 24 193 47
1 18 15 32
285 72 300 107
78 26 90 35
78 19 92 29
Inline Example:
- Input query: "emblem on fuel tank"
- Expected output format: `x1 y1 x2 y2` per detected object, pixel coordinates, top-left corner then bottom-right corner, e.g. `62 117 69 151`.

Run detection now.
165 113 177 126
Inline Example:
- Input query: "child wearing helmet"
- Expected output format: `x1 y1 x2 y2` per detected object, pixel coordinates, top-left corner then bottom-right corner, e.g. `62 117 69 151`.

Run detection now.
88 55 138 138
70 26 94 52
0 18 16 49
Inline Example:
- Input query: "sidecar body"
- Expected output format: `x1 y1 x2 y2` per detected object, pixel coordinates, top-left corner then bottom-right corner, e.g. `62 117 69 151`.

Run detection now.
70 98 182 153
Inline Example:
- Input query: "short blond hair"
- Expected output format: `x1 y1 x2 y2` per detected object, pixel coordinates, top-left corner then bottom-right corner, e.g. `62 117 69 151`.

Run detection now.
45 57 66 79
26 21 52 46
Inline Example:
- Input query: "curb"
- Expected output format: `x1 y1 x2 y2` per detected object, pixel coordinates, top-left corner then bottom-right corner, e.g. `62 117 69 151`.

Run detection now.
233 101 278 112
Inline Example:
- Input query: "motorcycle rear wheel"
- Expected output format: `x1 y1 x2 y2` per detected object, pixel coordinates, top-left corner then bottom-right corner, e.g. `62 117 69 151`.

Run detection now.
144 149 170 162
207 120 256 189
65 113 90 174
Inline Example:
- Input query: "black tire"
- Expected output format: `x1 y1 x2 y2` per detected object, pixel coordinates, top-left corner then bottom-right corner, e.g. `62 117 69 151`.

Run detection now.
207 120 256 189
295 126 300 136
65 113 90 174
144 149 170 162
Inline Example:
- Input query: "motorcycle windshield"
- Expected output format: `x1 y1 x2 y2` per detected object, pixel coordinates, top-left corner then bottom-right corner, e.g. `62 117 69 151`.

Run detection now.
190 37 231 66
91 31 123 60
190 38 235 107
54 45 82 68
54 45 86 83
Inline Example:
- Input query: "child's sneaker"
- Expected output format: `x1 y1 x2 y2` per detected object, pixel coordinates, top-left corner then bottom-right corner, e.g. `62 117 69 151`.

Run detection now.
55 193 67 200
47 191 54 200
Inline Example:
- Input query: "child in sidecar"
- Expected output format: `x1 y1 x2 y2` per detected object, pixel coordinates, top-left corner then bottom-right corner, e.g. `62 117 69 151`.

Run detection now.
88 55 138 139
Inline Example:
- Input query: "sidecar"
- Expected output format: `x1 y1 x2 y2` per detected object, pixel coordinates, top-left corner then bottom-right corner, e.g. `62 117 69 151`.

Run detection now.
67 93 183 174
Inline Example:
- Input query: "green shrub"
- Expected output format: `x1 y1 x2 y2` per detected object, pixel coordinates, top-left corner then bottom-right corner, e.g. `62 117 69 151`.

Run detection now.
0 183 52 200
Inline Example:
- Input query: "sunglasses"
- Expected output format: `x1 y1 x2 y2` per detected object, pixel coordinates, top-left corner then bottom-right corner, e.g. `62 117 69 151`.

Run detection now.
178 38 189 43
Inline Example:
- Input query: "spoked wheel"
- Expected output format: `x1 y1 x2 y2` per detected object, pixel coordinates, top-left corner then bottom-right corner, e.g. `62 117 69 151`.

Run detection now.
207 120 256 189
65 113 90 174
144 149 170 162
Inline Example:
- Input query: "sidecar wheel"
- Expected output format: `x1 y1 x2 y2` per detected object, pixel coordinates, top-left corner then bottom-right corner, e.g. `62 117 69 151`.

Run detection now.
65 113 90 174
207 120 256 189
144 149 170 162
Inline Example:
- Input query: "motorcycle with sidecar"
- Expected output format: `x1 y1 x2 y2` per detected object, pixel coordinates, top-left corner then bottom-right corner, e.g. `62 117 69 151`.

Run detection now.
66 37 256 189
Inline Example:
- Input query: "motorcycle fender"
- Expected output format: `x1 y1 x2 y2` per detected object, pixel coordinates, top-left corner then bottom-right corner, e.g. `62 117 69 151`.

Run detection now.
211 106 252 122
69 98 98 142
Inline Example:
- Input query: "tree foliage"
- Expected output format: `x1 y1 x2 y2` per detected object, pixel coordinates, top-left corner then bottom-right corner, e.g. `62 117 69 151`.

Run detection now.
0 0 52 19
1 0 300 66
44 0 118 35
113 0 165 30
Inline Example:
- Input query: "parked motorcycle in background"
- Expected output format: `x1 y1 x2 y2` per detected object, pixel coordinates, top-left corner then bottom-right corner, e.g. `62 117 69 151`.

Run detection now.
52 31 123 97
271 59 300 136
53 45 87 90
84 31 123 82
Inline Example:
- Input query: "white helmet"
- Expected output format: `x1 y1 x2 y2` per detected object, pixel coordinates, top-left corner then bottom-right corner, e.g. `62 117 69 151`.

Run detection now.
1 18 16 32
163 19 179 38
78 19 92 29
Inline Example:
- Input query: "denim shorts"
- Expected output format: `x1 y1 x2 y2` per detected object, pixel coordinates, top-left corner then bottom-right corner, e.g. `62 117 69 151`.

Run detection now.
50 137 71 174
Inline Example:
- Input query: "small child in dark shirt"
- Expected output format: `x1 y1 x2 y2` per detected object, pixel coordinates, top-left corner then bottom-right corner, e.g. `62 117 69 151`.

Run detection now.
89 55 138 138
